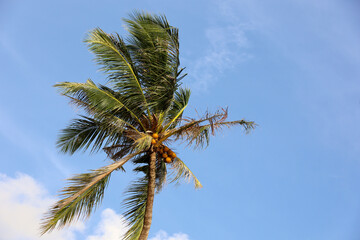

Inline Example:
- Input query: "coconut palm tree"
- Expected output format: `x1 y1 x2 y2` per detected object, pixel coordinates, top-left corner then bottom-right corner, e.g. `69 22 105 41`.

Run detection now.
41 11 255 240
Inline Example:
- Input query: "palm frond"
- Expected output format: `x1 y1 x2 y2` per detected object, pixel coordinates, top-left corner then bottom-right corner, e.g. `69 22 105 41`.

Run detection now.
124 11 183 112
122 174 148 240
132 132 152 152
40 152 139 234
170 157 202 189
176 119 255 149
64 90 141 134
55 80 146 131
163 87 191 130
85 28 150 116
203 119 256 133
103 143 133 161
159 108 228 144
163 108 255 148
182 125 210 149
57 116 129 154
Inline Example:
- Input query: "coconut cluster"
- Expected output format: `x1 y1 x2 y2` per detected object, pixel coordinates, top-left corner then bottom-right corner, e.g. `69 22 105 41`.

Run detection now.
151 133 176 163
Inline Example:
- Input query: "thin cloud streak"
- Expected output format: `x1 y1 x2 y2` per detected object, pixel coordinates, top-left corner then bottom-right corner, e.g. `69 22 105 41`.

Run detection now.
184 13 254 92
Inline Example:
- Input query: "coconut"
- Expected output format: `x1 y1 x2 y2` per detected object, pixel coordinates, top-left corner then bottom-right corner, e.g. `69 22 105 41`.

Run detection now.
165 157 172 163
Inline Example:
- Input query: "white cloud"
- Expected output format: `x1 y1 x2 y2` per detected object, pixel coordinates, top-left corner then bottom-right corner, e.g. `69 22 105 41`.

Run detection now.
85 210 190 240
149 230 190 240
0 172 83 240
0 172 190 240
86 208 128 240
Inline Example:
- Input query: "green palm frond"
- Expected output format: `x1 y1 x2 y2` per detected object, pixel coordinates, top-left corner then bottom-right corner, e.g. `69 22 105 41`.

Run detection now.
170 157 202 189
85 28 150 115
103 143 133 161
55 80 146 130
64 90 141 134
40 152 139 235
57 116 129 154
122 175 148 240
124 11 183 112
132 132 152 152
164 87 191 130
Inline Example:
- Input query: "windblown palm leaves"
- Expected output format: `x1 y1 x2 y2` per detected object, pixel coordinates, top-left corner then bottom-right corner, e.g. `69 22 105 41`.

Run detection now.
41 11 255 240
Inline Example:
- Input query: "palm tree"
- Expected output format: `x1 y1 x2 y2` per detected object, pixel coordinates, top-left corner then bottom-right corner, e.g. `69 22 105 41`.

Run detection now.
41 11 255 240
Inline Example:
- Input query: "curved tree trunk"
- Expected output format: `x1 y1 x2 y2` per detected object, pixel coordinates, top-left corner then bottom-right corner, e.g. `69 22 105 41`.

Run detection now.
139 151 156 240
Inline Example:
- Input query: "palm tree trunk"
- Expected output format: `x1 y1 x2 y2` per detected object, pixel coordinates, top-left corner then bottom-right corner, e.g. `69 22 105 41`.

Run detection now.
139 150 156 240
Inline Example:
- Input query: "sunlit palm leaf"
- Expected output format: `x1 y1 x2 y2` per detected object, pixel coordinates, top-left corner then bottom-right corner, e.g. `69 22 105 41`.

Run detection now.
123 165 149 240
63 92 141 134
40 152 140 234
55 80 146 130
164 87 191 130
170 157 202 189
124 11 184 112
57 116 128 154
132 133 152 152
85 28 150 115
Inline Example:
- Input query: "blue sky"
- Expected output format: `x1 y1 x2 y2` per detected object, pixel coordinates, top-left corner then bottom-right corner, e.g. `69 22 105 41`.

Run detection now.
0 0 360 239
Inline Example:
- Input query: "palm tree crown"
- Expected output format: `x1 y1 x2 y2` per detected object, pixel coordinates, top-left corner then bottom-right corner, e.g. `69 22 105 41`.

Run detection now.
41 11 255 240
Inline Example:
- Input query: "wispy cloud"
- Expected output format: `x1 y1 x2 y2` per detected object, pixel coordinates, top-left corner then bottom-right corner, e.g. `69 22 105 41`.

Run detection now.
184 3 254 92
188 26 252 91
